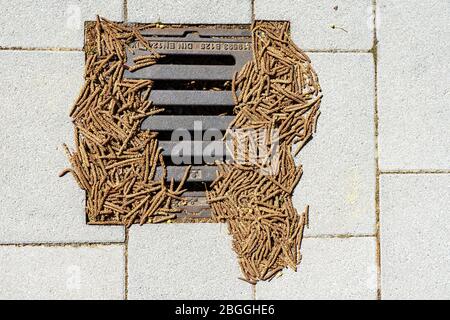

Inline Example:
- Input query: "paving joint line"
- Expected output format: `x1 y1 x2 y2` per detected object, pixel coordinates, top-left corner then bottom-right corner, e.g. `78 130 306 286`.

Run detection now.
251 0 255 22
0 47 371 55
304 233 375 239
123 0 128 23
380 170 450 174
124 227 129 300
0 233 374 247
0 46 82 52
0 242 125 248
371 0 382 301
304 49 371 53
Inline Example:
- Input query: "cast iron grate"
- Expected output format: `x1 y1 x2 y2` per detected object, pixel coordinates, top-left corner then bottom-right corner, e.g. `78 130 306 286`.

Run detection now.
124 25 252 220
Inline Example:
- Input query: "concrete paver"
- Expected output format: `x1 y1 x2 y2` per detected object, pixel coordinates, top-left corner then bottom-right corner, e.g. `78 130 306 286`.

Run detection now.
128 0 252 24
257 237 377 299
128 224 252 299
0 245 124 299
0 51 124 243
378 0 450 170
380 174 450 299
255 0 374 50
0 0 123 48
294 53 376 236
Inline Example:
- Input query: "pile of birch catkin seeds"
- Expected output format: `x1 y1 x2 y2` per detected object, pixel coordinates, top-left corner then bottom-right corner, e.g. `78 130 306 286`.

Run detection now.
62 18 321 283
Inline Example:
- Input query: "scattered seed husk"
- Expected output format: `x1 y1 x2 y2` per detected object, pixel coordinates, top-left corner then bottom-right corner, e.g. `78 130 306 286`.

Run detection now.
207 21 321 283
62 17 189 225
63 18 321 283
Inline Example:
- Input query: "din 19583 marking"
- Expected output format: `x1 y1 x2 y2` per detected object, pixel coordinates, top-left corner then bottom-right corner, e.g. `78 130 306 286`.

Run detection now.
147 41 251 51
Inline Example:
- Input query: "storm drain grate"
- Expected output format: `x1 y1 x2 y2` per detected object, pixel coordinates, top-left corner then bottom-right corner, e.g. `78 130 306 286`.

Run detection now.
124 25 252 220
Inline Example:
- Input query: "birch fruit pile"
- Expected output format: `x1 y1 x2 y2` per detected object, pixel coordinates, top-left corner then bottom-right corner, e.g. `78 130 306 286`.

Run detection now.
62 18 321 283
207 21 322 283
61 17 190 227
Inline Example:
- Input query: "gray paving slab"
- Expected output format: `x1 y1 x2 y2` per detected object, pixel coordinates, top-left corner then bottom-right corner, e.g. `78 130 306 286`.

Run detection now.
127 0 252 24
0 51 124 243
0 0 123 49
127 224 252 299
380 174 450 299
377 0 450 170
293 53 376 236
256 237 377 299
0 245 124 299
255 0 374 50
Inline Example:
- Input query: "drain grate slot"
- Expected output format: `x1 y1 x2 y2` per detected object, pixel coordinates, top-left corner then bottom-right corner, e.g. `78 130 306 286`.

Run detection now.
148 91 234 106
127 65 241 80
127 25 252 220
157 105 233 116
151 80 232 91
142 115 234 131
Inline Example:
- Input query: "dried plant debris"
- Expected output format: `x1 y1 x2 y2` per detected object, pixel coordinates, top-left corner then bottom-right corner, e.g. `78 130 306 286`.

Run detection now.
206 21 322 283
61 17 190 226
61 18 321 283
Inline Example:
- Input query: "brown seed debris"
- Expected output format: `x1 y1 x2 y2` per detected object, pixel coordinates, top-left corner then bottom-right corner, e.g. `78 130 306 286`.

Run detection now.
207 21 321 283
62 17 188 225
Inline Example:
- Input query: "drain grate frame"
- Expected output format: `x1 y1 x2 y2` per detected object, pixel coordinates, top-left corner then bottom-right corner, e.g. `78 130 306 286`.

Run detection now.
84 22 253 222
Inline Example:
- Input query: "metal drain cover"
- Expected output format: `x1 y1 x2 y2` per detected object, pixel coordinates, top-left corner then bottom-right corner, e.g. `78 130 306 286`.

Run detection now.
125 25 252 221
